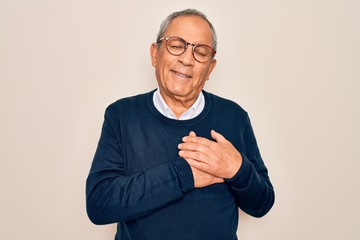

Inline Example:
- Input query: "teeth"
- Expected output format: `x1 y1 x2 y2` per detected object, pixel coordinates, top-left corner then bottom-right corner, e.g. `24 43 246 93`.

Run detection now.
174 71 191 78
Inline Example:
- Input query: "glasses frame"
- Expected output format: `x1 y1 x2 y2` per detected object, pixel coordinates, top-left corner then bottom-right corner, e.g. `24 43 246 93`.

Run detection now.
157 36 216 63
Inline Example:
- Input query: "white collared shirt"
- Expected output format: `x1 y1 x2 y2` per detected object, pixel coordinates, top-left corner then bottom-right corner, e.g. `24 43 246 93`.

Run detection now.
153 88 205 120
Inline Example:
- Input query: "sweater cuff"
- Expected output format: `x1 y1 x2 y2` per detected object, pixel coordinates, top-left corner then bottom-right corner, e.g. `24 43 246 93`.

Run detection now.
225 153 252 189
174 157 194 192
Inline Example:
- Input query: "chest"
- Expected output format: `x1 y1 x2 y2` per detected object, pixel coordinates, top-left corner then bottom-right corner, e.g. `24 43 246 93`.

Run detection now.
118 115 245 175
120 123 195 174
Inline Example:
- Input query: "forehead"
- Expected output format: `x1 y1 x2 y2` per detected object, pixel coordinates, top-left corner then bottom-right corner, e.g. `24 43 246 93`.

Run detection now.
163 15 213 45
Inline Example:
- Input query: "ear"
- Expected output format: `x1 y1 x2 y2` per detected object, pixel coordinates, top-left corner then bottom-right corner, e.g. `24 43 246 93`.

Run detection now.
150 43 158 67
205 58 217 80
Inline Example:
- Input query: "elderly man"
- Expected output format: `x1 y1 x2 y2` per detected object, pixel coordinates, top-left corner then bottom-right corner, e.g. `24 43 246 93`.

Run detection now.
86 9 274 240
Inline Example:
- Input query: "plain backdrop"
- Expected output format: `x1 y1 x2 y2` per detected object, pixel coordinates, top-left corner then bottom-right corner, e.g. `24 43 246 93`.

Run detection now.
1 0 359 239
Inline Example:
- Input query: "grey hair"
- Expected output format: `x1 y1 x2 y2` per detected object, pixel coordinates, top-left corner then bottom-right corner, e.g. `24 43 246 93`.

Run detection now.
156 9 217 50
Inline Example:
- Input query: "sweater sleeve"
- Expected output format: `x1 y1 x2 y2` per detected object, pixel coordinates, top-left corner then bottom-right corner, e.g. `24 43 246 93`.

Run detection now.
86 107 194 225
225 114 275 218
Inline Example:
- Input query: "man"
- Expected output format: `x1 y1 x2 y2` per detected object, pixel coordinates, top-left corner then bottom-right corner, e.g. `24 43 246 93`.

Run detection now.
86 9 275 240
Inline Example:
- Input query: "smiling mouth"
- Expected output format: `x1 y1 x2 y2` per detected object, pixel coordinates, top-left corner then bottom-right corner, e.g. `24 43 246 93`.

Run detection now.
171 70 192 78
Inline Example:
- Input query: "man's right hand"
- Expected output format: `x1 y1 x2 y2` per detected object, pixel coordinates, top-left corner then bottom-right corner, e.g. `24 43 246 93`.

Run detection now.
179 131 224 188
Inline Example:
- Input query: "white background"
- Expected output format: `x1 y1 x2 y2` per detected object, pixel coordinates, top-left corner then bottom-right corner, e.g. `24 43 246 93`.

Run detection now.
1 0 359 239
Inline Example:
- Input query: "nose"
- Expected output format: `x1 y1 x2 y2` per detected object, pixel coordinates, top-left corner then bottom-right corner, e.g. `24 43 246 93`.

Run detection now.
178 44 195 66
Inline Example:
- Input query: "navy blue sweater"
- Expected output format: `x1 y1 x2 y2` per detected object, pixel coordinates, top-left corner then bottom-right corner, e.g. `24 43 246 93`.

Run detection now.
86 90 274 240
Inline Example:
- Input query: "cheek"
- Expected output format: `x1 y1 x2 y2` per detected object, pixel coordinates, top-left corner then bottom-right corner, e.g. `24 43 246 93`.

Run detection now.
195 66 212 82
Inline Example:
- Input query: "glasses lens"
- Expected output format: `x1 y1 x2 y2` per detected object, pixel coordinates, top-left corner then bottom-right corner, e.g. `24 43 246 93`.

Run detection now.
166 37 186 55
193 45 213 62
163 37 215 63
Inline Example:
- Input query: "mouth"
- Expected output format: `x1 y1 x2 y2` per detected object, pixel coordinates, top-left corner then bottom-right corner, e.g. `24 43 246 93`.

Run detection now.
171 70 192 79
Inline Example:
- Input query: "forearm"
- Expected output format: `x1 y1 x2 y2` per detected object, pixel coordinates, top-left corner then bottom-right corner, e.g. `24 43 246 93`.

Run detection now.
225 155 275 217
86 157 194 224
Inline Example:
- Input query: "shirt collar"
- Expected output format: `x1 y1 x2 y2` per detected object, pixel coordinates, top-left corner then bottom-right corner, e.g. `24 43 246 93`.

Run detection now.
153 88 205 120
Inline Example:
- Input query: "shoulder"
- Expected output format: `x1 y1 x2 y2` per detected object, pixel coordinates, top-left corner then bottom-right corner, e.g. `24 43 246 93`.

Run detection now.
105 90 154 117
203 91 248 117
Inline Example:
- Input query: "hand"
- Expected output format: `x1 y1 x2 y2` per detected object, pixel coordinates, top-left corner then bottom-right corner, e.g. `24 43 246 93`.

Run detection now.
179 131 224 188
178 130 242 179
190 165 224 188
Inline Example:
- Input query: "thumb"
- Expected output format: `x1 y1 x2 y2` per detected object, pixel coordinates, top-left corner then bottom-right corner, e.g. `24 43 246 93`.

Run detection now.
210 130 227 143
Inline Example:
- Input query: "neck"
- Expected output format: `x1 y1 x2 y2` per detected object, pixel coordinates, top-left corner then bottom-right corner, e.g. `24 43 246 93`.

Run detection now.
160 91 199 119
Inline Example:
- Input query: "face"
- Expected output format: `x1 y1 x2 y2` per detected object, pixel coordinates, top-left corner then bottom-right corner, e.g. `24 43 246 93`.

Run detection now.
150 15 217 105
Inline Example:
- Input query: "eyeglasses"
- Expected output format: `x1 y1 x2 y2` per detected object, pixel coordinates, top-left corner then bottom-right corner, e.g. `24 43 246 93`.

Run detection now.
157 36 216 63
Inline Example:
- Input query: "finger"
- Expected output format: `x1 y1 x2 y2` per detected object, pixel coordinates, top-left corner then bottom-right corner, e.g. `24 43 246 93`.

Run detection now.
182 135 215 147
179 149 209 163
189 131 196 137
178 142 211 155
184 157 210 173
178 132 196 150
210 130 229 143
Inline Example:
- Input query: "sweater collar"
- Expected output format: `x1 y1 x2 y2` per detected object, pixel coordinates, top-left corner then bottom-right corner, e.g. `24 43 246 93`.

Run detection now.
152 88 205 120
